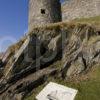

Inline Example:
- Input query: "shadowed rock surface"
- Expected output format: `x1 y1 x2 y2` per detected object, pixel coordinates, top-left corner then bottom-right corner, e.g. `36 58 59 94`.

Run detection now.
0 22 100 100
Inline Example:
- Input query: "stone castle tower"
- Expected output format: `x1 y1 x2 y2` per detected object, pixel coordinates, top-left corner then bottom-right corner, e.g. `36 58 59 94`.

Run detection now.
28 0 62 30
62 0 100 21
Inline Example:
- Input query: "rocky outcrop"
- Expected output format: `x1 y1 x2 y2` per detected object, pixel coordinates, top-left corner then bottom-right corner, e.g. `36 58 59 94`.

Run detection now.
0 23 100 100
0 53 4 59
0 67 57 100
61 25 100 78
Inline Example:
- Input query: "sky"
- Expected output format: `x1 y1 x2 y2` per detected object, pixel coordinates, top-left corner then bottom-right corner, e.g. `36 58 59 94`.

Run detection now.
0 0 64 52
0 0 28 52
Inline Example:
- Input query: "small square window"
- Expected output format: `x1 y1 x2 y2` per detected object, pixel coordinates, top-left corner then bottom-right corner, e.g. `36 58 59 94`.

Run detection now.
41 9 45 14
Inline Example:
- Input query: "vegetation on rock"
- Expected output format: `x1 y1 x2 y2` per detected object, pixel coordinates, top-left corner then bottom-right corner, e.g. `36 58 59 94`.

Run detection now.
0 16 100 100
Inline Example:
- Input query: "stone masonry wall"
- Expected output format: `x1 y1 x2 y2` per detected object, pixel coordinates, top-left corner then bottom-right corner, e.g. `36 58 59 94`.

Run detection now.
62 0 100 21
29 0 62 31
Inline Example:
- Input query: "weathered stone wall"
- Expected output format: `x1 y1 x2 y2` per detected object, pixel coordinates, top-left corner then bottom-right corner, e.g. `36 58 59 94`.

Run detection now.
29 0 62 31
62 0 100 21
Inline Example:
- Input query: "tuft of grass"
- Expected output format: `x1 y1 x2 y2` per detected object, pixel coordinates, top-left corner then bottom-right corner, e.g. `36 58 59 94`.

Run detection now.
7 36 26 54
74 16 100 23
74 16 100 29
28 16 100 37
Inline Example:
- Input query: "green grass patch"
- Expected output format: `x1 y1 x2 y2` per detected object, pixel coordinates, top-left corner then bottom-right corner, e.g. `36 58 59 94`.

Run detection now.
74 16 100 23
25 64 100 100
49 65 100 100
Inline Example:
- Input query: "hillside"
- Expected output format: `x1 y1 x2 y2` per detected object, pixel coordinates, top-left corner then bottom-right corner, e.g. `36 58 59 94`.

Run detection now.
25 64 100 100
0 16 100 100
25 16 100 100
74 16 100 28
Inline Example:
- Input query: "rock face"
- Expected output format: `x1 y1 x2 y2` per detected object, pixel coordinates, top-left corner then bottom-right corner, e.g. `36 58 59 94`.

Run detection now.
0 23 100 99
61 25 100 78
0 53 4 60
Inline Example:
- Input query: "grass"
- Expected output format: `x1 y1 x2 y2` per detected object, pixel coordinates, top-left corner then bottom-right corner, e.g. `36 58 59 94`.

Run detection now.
28 16 100 38
25 16 100 100
74 16 100 29
75 65 100 100
74 16 100 23
25 64 100 100
55 65 100 100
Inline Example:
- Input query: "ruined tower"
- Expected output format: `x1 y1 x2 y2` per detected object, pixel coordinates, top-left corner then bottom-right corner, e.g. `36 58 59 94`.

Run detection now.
28 0 62 31
62 0 100 21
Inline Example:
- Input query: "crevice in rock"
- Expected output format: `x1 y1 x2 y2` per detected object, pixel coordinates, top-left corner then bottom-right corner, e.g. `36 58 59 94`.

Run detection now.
82 54 87 70
97 31 100 35
15 83 23 90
